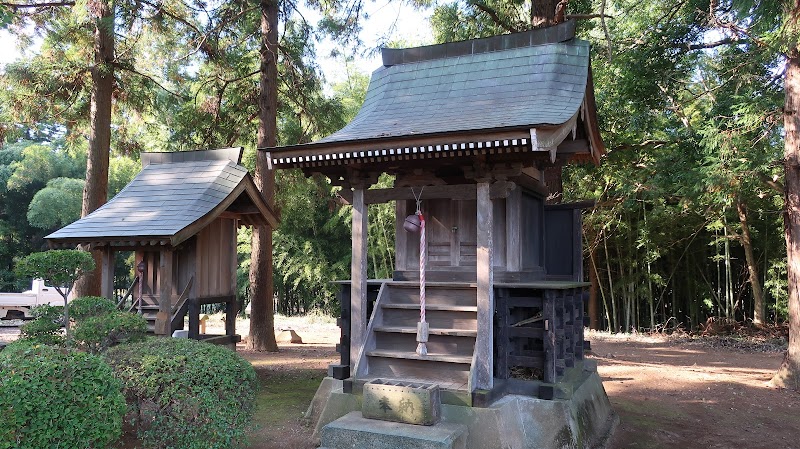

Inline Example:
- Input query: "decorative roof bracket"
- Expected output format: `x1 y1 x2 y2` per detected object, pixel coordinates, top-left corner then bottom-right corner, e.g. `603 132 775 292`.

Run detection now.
529 111 580 164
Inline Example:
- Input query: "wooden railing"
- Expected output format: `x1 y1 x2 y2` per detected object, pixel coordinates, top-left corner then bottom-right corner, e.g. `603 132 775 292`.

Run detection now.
116 276 139 311
170 276 194 327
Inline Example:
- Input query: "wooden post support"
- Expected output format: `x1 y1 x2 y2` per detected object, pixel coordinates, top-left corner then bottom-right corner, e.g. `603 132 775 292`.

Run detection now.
100 246 115 300
225 299 236 336
156 248 173 335
543 290 556 383
188 300 200 339
474 182 494 390
350 188 368 363
495 288 509 380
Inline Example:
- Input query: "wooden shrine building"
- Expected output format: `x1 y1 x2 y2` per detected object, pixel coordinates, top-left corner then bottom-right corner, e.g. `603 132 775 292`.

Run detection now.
264 20 605 406
46 148 277 344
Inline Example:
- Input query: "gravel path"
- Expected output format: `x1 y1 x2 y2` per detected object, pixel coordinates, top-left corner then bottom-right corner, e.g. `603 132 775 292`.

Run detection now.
0 322 22 343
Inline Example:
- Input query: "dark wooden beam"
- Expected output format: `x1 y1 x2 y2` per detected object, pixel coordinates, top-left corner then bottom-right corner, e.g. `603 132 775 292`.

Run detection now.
338 181 517 205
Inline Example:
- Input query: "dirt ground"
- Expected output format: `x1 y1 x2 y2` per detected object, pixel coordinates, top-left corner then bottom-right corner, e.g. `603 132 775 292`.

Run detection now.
4 317 800 449
590 333 800 449
240 324 800 449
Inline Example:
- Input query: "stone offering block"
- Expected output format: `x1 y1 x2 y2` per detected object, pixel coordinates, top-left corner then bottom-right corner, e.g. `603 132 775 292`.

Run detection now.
362 379 440 426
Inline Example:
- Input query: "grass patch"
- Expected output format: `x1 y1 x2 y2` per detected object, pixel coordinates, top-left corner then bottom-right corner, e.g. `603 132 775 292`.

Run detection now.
252 369 326 428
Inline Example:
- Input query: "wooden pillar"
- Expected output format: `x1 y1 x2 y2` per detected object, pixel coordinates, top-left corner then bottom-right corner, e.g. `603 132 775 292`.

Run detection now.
505 187 521 272
156 248 174 335
350 187 368 362
543 290 556 383
474 182 494 391
395 200 408 273
225 299 236 336
188 299 200 339
100 246 114 300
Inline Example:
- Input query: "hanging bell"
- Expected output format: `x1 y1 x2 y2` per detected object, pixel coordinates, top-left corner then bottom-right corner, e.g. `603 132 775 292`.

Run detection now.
403 214 422 233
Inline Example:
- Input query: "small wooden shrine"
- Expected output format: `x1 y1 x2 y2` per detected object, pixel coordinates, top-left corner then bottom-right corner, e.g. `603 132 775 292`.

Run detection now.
265 21 616 448
46 148 277 345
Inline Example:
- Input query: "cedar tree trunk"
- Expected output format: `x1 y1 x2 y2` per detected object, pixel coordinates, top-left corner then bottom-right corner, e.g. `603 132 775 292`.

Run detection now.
74 0 114 298
247 0 279 352
532 0 560 28
736 196 766 325
772 44 800 390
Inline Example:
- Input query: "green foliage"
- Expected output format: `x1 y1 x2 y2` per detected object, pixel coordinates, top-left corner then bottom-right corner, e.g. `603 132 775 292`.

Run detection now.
18 304 64 346
0 344 125 449
69 296 118 319
271 171 350 314
106 338 257 449
69 296 147 353
14 249 95 299
0 142 86 292
73 311 147 354
26 177 84 229
108 155 140 197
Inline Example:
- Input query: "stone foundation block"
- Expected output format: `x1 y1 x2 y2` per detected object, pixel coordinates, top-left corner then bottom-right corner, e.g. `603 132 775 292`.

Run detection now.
321 411 466 449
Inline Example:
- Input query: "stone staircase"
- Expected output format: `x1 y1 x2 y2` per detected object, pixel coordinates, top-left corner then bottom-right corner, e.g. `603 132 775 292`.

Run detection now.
356 282 477 391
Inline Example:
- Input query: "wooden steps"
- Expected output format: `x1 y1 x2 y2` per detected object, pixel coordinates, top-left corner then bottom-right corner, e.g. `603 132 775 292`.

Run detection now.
381 303 478 312
126 295 188 335
374 326 477 337
356 282 477 390
366 349 472 364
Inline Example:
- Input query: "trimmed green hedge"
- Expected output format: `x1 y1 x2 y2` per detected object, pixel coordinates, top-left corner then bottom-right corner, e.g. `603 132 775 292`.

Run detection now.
0 343 125 449
69 297 147 353
18 304 63 346
69 296 118 320
106 338 257 449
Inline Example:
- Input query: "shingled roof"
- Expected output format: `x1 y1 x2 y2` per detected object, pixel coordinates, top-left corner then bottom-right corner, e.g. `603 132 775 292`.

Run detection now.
264 20 603 170
46 148 277 248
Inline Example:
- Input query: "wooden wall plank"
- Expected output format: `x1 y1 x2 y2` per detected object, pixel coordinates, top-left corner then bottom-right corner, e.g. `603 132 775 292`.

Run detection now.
506 187 521 272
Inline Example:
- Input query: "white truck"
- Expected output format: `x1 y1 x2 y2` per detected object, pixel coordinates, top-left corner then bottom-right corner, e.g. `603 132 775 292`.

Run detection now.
0 279 64 319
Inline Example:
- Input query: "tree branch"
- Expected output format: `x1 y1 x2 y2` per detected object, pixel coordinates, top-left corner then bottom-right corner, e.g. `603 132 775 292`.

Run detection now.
0 1 74 7
614 139 679 151
468 0 521 33
111 62 186 99
684 38 740 51
759 173 785 195
566 13 615 20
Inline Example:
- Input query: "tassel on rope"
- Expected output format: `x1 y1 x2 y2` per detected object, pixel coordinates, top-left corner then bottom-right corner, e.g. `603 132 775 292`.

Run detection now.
412 187 428 356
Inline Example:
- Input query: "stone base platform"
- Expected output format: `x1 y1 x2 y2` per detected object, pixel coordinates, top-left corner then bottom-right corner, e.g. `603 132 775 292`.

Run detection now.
307 363 618 449
321 412 467 449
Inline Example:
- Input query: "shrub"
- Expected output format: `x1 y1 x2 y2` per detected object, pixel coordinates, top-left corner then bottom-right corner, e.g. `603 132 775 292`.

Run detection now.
15 249 95 341
0 344 125 449
106 338 257 449
73 311 148 354
70 296 118 320
70 296 147 353
18 304 64 346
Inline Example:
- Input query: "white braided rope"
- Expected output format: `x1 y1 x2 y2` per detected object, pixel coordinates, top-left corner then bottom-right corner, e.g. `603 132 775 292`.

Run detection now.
416 212 428 356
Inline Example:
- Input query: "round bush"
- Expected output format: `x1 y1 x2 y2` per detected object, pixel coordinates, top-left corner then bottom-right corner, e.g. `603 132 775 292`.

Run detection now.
106 338 257 449
69 296 117 320
18 304 64 346
0 344 125 449
73 311 148 354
